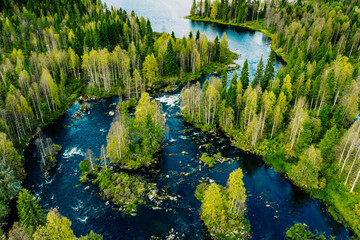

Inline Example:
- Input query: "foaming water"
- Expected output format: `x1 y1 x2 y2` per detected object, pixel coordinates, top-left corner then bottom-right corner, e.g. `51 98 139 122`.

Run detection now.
23 1 350 239
24 86 350 239
63 147 85 159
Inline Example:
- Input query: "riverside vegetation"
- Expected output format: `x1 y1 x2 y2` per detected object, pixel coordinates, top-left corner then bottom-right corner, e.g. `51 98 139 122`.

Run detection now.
79 93 165 214
0 0 235 237
1 0 359 238
186 0 360 237
195 168 250 239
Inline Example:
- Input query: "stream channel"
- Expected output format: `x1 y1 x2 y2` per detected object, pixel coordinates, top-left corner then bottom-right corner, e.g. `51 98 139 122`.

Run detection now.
24 0 350 239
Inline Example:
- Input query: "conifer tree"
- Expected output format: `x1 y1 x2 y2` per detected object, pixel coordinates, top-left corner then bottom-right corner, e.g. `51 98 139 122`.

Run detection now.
240 59 249 89
261 50 276 91
252 55 264 87
17 189 46 229
163 40 178 76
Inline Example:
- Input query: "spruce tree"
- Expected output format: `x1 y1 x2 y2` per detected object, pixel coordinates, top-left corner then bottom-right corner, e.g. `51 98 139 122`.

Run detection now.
226 71 238 110
221 70 228 88
164 40 179 76
252 55 264 87
261 50 276 91
240 59 249 89
230 71 238 86
226 84 237 110
17 189 46 229
196 30 200 41
145 20 154 55
214 34 220 61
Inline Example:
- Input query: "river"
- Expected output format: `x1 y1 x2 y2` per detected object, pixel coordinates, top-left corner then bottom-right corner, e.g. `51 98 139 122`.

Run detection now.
23 0 350 239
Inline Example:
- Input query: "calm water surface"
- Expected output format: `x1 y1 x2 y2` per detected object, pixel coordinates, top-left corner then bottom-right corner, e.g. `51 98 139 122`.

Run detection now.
24 1 350 239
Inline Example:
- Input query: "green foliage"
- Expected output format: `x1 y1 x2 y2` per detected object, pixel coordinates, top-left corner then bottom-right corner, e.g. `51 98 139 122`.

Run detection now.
286 223 325 240
219 33 229 62
0 0 235 236
196 169 250 239
163 40 179 76
262 51 276 91
189 0 265 23
199 153 216 168
201 183 227 231
240 59 249 90
319 126 341 161
142 54 159 86
195 183 209 201
188 0 360 237
221 70 228 88
7 222 32 240
252 56 264 88
107 94 165 169
35 136 62 173
17 189 46 229
79 231 103 240
92 170 154 213
296 121 312 150
33 209 76 240
0 162 21 226
0 132 24 178
289 146 325 189
318 105 331 137
333 105 345 129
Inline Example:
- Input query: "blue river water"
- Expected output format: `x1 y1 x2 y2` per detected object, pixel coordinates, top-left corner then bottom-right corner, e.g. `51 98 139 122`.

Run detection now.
23 1 350 239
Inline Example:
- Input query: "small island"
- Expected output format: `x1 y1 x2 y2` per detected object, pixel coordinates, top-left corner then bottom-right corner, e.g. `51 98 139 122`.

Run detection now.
79 93 165 214
195 168 250 239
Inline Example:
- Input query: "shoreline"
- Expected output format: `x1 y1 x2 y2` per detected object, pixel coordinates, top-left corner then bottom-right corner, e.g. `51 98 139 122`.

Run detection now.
185 16 288 64
183 16 357 238
181 115 355 237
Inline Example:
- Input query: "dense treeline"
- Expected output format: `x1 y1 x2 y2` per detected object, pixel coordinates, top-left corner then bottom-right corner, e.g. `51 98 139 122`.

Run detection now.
187 0 360 236
190 0 266 23
0 0 232 235
8 188 102 239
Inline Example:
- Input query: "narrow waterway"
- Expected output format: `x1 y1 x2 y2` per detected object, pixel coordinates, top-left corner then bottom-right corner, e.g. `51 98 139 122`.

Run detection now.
24 1 350 239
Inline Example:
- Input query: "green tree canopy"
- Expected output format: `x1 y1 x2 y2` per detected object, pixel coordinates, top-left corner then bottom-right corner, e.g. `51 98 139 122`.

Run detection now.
17 188 46 229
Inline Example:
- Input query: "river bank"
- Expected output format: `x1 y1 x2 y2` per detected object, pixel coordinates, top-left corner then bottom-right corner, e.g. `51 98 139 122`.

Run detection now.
21 1 350 237
183 16 359 238
185 16 289 64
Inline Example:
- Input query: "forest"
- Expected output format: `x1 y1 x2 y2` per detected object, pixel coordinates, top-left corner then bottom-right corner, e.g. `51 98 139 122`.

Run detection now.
187 0 360 237
0 0 235 238
1 0 360 238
